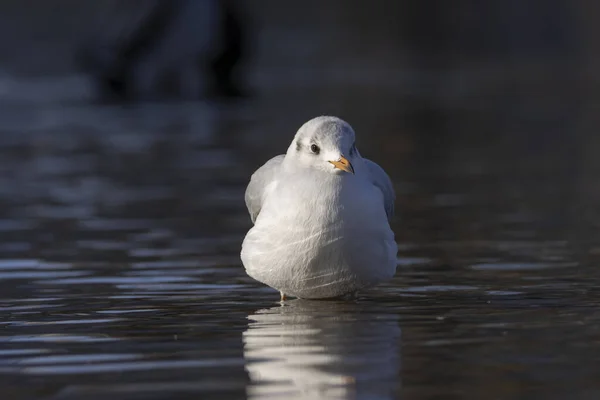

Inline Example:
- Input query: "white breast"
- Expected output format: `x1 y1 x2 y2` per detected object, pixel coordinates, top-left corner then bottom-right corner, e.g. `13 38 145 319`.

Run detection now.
241 171 397 299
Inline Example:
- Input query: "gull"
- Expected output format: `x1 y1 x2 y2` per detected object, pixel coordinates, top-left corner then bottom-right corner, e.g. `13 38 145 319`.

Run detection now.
241 116 397 300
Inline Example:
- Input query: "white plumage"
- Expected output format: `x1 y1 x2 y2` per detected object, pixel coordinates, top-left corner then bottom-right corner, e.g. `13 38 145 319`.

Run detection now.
241 116 397 299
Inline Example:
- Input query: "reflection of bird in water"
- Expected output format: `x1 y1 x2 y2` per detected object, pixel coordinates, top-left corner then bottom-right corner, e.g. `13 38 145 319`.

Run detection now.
243 300 401 400
76 0 248 102
241 116 397 300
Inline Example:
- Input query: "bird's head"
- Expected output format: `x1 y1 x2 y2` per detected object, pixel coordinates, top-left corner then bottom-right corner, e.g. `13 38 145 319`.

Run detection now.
286 116 359 175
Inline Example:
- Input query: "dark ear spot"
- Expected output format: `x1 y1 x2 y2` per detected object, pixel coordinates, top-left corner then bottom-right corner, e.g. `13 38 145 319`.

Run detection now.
296 141 302 151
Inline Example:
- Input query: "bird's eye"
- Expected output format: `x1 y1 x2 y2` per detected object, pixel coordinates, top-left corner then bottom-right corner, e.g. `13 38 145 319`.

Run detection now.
310 144 320 154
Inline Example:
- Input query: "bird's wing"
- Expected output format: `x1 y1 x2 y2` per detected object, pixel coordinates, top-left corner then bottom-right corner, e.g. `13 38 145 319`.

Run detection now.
245 155 285 224
364 158 395 221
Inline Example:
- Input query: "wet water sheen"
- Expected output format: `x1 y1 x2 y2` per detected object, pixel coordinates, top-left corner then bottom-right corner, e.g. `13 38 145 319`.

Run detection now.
1 72 600 400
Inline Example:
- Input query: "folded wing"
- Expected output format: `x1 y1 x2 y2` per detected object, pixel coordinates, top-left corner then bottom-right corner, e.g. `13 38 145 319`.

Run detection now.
364 159 395 221
244 155 285 223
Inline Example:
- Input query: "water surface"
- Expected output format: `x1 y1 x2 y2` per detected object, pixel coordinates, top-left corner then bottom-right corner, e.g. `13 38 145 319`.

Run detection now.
0 71 599 400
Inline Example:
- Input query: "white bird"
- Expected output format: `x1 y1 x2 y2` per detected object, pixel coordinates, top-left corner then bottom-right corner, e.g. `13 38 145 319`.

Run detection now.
241 116 397 300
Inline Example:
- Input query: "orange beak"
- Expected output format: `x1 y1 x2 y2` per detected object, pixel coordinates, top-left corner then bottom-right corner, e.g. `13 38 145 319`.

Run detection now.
328 156 354 174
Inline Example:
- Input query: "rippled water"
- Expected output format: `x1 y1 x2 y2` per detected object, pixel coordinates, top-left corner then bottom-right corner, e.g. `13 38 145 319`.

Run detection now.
1 70 600 400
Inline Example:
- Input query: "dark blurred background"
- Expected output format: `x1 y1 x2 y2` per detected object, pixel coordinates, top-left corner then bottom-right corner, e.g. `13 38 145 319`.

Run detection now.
0 0 596 257
1 1 600 399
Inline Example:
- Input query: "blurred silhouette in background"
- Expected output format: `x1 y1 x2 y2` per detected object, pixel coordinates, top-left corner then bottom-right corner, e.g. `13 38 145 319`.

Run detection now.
76 0 250 102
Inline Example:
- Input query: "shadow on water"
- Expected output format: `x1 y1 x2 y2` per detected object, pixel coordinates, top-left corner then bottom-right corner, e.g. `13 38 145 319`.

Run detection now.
244 300 401 399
